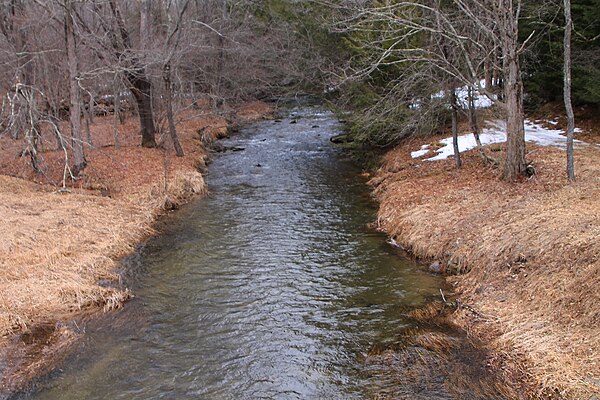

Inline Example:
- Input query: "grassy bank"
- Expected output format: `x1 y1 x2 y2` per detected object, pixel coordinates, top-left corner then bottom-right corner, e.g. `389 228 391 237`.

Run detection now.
0 101 272 393
370 135 600 398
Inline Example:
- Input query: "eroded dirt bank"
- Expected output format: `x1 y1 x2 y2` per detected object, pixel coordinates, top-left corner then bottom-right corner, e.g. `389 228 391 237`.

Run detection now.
370 141 600 399
0 101 272 394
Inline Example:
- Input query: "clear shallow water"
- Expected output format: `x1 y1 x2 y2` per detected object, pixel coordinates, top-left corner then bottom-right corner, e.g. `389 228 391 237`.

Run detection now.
21 108 445 399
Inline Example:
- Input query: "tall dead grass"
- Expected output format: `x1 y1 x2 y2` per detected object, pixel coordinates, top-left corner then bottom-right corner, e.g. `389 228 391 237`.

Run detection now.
147 170 207 211
0 101 274 393
371 144 600 399
0 109 216 337
0 175 148 336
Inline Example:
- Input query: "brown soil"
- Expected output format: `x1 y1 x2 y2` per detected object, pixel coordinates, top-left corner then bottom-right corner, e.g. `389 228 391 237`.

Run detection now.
0 101 273 393
370 128 600 398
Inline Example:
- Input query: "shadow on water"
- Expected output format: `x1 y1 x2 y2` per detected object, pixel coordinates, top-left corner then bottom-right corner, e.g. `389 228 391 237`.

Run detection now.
13 108 509 399
365 301 515 400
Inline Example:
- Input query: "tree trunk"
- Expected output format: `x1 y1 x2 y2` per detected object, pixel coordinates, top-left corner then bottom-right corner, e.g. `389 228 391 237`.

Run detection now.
127 70 157 148
65 0 86 175
468 86 487 161
450 89 462 168
163 64 184 157
88 92 94 124
113 75 120 148
131 0 156 148
499 0 526 181
140 0 151 51
16 31 41 171
108 0 156 148
9 1 39 171
564 0 575 181
83 100 92 145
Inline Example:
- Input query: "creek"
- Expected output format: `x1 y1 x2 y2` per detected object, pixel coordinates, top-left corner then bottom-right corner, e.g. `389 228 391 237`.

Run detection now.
19 108 500 399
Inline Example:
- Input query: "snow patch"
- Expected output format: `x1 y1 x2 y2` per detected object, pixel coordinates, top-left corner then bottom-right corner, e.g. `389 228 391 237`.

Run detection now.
411 119 586 161
410 144 431 158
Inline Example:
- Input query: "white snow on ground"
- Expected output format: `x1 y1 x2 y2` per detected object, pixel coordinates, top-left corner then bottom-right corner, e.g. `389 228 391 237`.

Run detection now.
412 119 585 161
410 144 431 158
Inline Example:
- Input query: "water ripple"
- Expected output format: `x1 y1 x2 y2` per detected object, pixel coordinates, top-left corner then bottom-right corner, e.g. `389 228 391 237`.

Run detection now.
24 108 442 400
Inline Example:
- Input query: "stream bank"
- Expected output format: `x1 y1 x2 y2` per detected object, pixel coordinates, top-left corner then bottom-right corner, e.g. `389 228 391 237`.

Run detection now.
10 107 512 399
370 140 600 399
0 101 273 396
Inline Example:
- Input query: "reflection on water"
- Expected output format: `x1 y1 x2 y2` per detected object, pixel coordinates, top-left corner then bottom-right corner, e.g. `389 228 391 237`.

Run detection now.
22 108 444 399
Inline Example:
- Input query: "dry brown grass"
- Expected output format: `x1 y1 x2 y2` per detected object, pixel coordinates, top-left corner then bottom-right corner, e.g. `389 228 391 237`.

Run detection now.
0 101 272 390
371 138 600 399
235 101 274 122
0 174 150 336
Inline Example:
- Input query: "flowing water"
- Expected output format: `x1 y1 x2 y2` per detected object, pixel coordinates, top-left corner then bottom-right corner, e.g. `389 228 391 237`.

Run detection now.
17 108 499 399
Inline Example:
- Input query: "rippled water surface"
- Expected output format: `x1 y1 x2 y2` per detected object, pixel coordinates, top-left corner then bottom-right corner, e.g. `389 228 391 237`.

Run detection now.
23 108 446 399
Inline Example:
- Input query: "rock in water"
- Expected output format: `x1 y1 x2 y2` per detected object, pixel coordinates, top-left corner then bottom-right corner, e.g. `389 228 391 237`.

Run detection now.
330 134 352 144
429 261 443 274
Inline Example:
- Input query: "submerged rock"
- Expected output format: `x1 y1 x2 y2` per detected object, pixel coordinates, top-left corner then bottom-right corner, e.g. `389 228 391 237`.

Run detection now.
429 261 443 274
212 144 245 153
330 134 353 144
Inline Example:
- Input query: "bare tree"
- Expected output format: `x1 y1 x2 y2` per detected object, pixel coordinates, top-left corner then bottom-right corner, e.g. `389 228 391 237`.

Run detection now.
104 0 157 148
161 0 191 157
563 0 575 181
330 0 529 180
113 73 120 148
64 0 86 175
450 88 462 168
498 0 527 181
0 0 42 170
